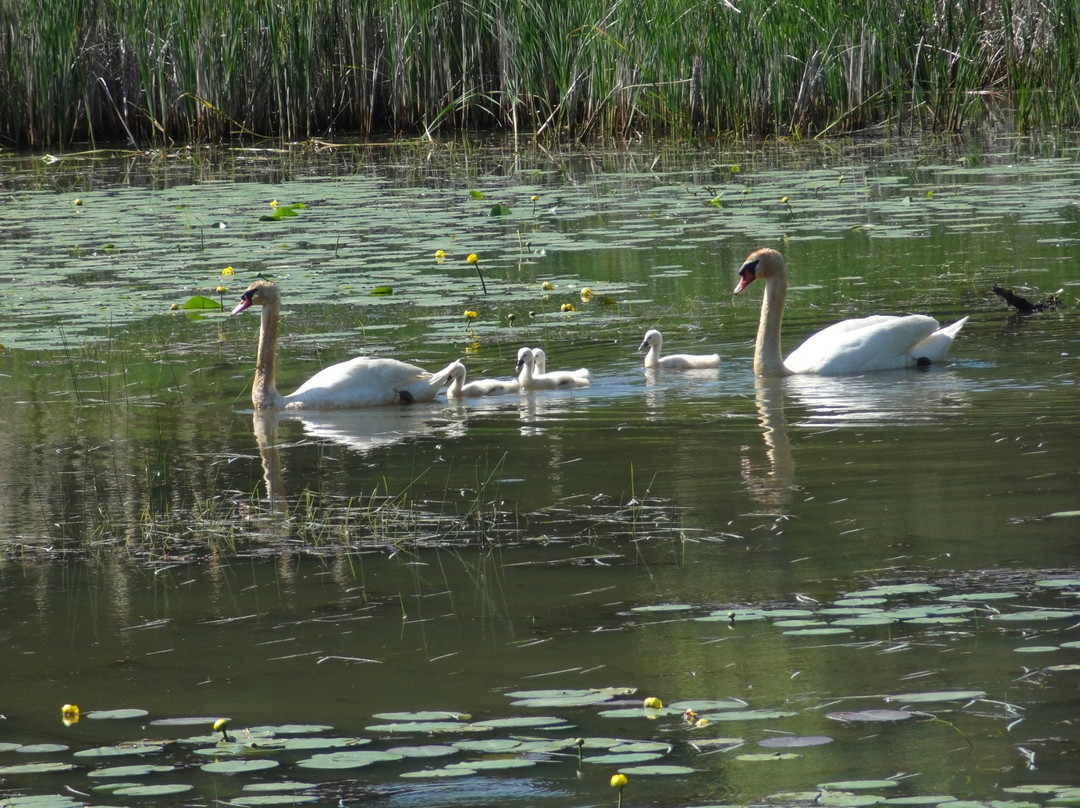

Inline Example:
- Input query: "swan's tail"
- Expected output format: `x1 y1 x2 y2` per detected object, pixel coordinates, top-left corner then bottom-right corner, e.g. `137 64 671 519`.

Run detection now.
913 315 969 363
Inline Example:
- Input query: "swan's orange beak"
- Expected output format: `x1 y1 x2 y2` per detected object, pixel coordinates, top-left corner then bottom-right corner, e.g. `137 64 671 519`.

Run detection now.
733 264 757 295
230 296 253 316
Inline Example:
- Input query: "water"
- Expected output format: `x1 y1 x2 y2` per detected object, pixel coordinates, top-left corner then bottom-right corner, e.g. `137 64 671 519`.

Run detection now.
0 138 1078 807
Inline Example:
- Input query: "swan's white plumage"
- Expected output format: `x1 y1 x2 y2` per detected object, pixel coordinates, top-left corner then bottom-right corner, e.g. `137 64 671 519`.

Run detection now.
639 328 720 369
231 280 458 409
446 360 520 398
515 347 590 389
734 248 968 377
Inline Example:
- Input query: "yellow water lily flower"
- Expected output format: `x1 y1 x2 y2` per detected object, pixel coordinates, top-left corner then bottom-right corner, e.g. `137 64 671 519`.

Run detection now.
61 704 79 716
216 285 227 294
435 249 446 260
643 696 663 709
695 717 710 727
73 198 82 206
467 253 479 265
580 286 594 301
611 773 628 789
530 195 539 202
222 266 234 276
213 717 232 742
270 199 279 207
541 281 555 291
463 310 478 319
560 303 575 312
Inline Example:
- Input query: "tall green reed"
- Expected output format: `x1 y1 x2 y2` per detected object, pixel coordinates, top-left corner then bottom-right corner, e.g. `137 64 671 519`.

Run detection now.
1 0 1074 148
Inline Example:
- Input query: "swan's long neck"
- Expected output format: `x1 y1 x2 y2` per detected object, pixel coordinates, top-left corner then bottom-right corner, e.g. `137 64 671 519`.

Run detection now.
755 273 791 377
253 302 286 409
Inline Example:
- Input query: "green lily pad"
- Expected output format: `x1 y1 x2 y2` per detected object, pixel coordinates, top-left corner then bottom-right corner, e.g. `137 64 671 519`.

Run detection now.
371 711 468 722
1035 579 1080 588
700 709 797 721
364 721 480 734
883 797 958 805
0 797 85 808
783 626 854 636
15 744 69 754
296 750 404 769
246 724 334 735
1014 645 1060 653
938 592 1018 602
84 708 150 720
73 744 165 757
446 758 536 770
995 610 1077 622
826 710 914 723
472 716 568 729
820 795 888 807
453 739 522 753
759 735 833 748
243 782 317 792
507 687 632 707
820 780 901 790
228 797 319 807
885 690 985 704
181 294 222 310
386 745 458 758
582 751 664 765
88 764 176 778
0 762 77 775
201 759 280 774
112 784 194 797
619 764 696 775
369 286 394 296
735 752 801 761
631 603 694 612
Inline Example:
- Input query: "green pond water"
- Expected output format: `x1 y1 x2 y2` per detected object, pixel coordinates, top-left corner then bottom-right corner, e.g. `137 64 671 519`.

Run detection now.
1 138 1079 808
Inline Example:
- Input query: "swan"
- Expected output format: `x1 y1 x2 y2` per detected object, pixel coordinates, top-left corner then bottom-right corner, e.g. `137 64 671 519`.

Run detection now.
515 347 591 389
733 248 969 376
639 329 720 369
230 280 458 409
445 360 521 398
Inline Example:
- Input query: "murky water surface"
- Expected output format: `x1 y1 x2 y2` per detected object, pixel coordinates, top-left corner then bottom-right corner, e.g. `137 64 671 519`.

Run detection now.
0 138 1078 807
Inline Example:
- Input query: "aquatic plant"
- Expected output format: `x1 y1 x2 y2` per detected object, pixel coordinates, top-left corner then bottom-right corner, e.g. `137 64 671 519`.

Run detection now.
3 0 1078 147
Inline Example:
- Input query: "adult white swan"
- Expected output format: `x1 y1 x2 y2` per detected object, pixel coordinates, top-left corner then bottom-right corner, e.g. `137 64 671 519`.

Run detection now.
639 329 720 369
515 347 590 389
445 360 520 398
733 248 969 376
231 280 458 409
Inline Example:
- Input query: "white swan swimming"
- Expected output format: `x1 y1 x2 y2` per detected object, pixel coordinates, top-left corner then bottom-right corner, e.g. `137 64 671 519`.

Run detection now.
445 360 521 398
515 347 591 389
639 328 720 369
231 280 458 409
733 248 969 376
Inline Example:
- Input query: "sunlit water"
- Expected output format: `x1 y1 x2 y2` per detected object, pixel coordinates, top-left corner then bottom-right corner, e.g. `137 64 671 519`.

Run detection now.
1 139 1078 807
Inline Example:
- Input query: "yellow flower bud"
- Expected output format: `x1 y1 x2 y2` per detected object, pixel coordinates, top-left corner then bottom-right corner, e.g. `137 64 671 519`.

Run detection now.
61 704 79 716
222 266 234 276
643 696 663 709
467 253 479 265
435 249 446 260
463 310 478 319
611 773 628 789
541 281 554 291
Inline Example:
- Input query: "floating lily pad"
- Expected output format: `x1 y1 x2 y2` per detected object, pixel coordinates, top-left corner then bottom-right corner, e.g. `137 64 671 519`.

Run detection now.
386 745 458 758
784 626 854 636
620 764 696 775
598 706 679 719
370 711 467 722
88 764 176 778
995 610 1077 622
820 794 888 807
112 784 194 797
15 744 69 754
883 797 958 805
759 735 833 748
0 797 86 808
243 782 317 792
820 780 901 790
735 752 801 761
227 797 319 807
507 687 632 707
151 716 224 727
296 750 404 769
84 708 150 720
246 724 334 735
670 700 747 712
631 603 694 612
364 721 481 734
701 709 797 722
472 716 568 729
453 739 522 753
399 767 474 778
73 744 165 757
201 759 280 774
446 758 536 771
885 690 985 704
582 752 665 765
1014 645 1060 653
938 592 1018 602
826 710 914 723
1035 579 1080 588
0 762 77 775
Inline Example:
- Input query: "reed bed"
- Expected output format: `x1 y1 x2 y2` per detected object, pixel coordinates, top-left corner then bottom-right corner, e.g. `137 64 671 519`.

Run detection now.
1 0 1076 148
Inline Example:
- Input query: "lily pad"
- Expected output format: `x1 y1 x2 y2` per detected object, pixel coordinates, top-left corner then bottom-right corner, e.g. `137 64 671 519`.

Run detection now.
88 764 176 778
201 759 280 774
826 710 914 723
399 767 474 778
112 784 194 797
619 764 697 775
453 739 522 753
84 708 150 720
820 780 901 790
73 744 165 757
446 758 536 770
386 745 458 758
0 762 77 775
296 750 404 769
472 716 568 729
227 797 319 807
759 735 833 748
15 744 69 754
884 690 986 704
582 752 664 765
735 752 801 761
701 709 797 722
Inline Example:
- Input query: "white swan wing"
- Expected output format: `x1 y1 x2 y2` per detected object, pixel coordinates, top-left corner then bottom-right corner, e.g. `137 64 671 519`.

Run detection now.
785 315 941 374
659 353 720 369
285 357 433 408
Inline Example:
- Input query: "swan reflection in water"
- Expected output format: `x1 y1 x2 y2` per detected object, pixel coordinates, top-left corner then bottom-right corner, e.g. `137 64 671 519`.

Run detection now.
741 367 971 512
251 405 465 502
